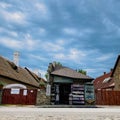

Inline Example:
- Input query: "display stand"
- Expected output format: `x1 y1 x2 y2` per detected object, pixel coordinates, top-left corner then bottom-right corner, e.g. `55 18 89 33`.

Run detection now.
70 84 85 105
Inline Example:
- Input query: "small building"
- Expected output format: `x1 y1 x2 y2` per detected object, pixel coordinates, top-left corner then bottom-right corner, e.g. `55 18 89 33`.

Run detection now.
47 62 94 105
0 56 45 105
94 55 120 105
94 55 120 91
111 55 120 90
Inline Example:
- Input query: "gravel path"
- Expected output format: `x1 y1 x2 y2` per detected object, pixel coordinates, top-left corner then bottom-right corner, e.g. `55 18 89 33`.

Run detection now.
0 106 120 120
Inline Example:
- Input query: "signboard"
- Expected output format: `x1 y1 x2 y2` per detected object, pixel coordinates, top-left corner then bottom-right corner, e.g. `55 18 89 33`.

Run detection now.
85 84 95 104
11 88 20 94
23 90 27 96
54 76 73 83
46 84 51 96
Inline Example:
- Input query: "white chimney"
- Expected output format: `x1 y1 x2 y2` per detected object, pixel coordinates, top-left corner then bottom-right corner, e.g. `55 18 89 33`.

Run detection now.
13 51 20 66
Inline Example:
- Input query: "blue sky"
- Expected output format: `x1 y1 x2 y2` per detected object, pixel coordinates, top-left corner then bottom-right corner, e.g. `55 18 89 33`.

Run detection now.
0 0 120 79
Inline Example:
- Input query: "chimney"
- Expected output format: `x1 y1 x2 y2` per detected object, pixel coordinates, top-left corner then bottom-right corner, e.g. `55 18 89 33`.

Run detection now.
104 72 106 75
13 51 20 66
110 68 113 72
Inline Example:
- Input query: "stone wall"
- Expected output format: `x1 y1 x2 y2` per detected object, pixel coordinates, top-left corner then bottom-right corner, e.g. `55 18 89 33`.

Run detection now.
113 59 120 90
36 89 50 105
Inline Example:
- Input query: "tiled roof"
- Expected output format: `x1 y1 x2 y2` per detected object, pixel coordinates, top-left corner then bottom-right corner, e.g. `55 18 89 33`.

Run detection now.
0 56 40 88
93 71 114 90
51 67 93 80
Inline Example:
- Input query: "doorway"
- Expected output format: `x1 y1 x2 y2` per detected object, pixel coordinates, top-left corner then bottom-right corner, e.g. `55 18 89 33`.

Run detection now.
59 84 71 104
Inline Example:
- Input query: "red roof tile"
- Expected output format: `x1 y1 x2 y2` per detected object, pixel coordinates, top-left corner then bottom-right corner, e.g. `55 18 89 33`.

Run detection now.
93 71 114 90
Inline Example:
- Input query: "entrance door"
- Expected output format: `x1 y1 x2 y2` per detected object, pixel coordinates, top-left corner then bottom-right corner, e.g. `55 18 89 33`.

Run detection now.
59 84 71 104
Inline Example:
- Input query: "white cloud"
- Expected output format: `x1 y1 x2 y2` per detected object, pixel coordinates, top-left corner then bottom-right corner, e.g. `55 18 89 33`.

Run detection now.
25 39 36 50
0 33 65 52
27 67 47 80
0 38 23 49
63 27 94 37
25 34 36 47
35 3 47 14
82 28 94 34
38 69 47 80
54 53 66 60
54 48 87 63
96 53 113 62
0 34 40 51
102 17 120 37
32 2 51 21
0 27 18 37
63 28 78 35
38 28 46 35
34 2 51 20
84 68 96 73
30 54 47 61
32 68 47 80
43 42 64 52
102 16 120 32
9 31 18 37
0 2 12 9
1 10 26 24
68 48 86 60
56 39 65 45
23 34 40 51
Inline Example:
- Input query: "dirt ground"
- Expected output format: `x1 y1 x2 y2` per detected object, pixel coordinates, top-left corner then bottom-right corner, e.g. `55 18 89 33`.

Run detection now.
0 106 120 120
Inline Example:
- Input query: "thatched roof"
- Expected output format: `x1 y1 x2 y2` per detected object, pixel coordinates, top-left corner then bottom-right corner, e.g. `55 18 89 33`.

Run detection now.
51 67 93 80
0 56 40 88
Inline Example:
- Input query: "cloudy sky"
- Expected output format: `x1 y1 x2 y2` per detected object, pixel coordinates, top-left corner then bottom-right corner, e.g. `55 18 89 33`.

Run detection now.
0 0 120 79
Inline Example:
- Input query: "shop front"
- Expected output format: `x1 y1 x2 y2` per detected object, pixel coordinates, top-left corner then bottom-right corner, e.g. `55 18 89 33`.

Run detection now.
50 76 95 105
48 63 94 105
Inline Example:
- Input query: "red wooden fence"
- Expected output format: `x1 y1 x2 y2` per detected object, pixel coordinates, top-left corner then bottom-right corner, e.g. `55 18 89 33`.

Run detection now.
2 89 37 105
95 90 120 105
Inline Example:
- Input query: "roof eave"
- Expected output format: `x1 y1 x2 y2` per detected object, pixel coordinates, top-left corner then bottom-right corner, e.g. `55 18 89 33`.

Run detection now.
0 75 39 88
51 74 93 81
111 55 120 77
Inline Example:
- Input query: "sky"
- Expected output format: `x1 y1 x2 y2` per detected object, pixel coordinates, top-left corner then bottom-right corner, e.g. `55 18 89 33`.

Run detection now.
0 0 120 79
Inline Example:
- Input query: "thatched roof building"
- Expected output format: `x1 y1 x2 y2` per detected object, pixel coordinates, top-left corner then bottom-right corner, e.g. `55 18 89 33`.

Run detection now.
0 56 40 88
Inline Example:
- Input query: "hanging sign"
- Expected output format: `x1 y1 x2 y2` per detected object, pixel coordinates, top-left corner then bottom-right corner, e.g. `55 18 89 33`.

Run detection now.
46 84 51 96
